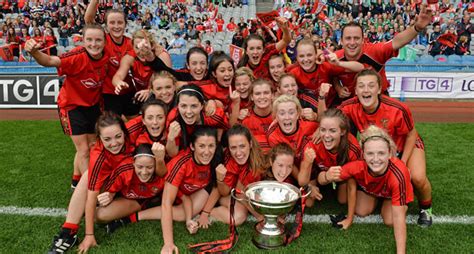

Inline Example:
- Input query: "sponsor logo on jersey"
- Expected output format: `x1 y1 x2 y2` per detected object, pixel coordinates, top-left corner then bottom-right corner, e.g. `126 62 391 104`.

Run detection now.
81 78 100 88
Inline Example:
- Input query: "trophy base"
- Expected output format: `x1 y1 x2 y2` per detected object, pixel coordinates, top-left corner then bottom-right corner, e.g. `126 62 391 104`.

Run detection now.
252 222 285 249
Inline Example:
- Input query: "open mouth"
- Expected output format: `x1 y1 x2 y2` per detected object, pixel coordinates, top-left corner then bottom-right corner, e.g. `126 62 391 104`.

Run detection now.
183 115 196 124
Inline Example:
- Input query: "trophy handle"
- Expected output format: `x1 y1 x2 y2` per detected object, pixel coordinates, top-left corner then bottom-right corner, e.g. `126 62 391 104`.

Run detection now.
300 186 312 199
230 188 247 202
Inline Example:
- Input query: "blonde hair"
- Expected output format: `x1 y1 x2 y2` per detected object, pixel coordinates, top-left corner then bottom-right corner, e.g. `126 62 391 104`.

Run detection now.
235 67 255 81
132 29 156 48
272 94 302 119
360 125 397 157
149 70 177 90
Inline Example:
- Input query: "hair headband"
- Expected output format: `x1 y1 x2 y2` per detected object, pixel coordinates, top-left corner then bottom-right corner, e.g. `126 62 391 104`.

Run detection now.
177 88 205 101
361 135 390 146
134 153 155 159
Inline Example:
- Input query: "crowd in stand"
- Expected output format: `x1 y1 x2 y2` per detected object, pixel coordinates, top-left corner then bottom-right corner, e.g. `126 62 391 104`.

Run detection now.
0 0 472 61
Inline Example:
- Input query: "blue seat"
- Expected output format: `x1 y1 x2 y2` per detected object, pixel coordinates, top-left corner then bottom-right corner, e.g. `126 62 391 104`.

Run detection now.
461 55 474 64
447 55 462 64
417 55 434 64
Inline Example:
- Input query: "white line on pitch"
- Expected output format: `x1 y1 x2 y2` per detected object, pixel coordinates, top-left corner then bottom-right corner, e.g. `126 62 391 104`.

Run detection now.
1 206 473 224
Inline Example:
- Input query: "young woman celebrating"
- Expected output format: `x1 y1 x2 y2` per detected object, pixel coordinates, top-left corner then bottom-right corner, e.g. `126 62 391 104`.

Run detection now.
161 126 221 253
267 94 319 169
166 85 229 157
112 30 170 111
95 143 166 227
338 69 433 227
286 38 364 107
85 1 134 117
126 99 168 148
325 125 414 253
199 124 267 226
47 112 134 253
149 71 177 110
277 73 319 121
298 108 361 211
237 17 291 80
234 79 275 152
25 25 109 189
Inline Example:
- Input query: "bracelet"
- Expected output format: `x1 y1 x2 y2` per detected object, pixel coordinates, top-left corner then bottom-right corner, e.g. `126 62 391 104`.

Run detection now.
413 25 423 33
201 210 210 215
217 178 224 182
318 95 326 100
85 233 94 236
324 171 329 183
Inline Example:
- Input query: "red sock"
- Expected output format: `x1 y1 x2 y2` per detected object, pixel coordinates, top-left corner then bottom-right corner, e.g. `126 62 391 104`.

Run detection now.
419 199 432 210
72 174 81 181
128 212 139 223
62 222 79 234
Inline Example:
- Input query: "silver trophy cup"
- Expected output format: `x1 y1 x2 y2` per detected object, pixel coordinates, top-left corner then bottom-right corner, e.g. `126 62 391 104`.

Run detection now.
231 181 310 249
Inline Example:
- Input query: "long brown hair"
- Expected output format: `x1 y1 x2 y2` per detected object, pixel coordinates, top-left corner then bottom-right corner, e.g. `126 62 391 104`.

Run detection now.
226 124 267 175
320 108 351 165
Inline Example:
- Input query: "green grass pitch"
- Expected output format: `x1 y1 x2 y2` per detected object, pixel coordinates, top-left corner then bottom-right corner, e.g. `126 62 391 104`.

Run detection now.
0 120 473 253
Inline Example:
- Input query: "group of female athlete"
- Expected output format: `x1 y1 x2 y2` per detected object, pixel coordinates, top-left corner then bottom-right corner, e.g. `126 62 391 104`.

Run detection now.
25 1 433 254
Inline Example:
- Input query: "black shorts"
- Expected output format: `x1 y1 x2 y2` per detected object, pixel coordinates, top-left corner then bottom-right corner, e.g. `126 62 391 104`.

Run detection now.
58 104 101 135
103 93 141 117
137 195 163 210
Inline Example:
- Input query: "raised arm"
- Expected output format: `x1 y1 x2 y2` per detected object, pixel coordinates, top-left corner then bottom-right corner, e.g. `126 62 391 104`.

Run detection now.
392 4 432 50
25 39 61 67
112 54 134 94
152 142 168 177
275 17 291 52
84 0 99 25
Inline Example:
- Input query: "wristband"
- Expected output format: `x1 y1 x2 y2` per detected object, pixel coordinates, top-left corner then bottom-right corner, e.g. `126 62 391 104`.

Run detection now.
85 233 94 236
413 25 423 33
318 95 326 100
201 210 210 215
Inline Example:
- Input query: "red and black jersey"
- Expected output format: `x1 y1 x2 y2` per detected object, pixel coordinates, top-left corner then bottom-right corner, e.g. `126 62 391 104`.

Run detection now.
87 139 135 192
103 34 133 95
104 157 165 199
339 158 414 206
302 134 361 173
240 108 273 151
57 46 109 110
126 115 145 145
335 41 398 97
267 120 319 166
286 62 344 106
298 91 319 112
198 80 230 105
339 95 414 152
129 57 153 92
166 107 230 149
165 149 211 196
222 151 262 188
247 43 279 80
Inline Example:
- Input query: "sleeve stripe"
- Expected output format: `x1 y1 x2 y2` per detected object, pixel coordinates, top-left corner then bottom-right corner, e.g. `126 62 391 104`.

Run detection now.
338 97 359 108
166 153 192 183
388 162 407 206
104 164 134 191
349 143 362 159
380 97 414 130
209 114 228 129
88 150 107 190
298 93 318 108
